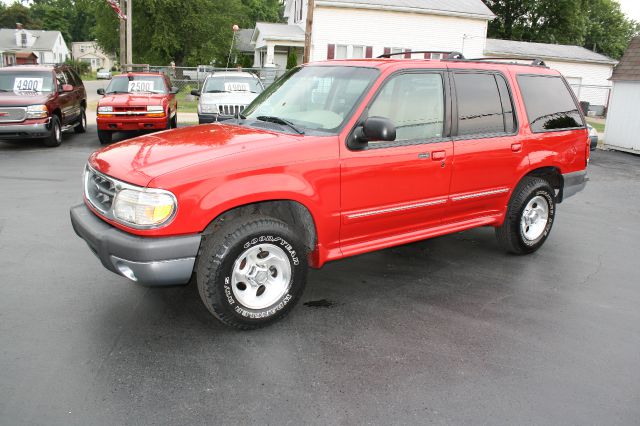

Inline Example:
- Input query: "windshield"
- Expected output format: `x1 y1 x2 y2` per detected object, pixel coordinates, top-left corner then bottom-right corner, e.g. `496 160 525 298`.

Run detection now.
242 66 379 133
105 75 167 94
0 71 55 93
203 76 263 94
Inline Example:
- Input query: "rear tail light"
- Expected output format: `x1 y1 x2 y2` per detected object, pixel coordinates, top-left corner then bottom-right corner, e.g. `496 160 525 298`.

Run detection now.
585 136 590 166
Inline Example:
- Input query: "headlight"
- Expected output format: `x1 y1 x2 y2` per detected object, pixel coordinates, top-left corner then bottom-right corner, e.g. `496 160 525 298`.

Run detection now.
113 188 177 227
26 104 48 119
97 106 113 113
199 103 218 114
147 105 164 112
588 126 598 137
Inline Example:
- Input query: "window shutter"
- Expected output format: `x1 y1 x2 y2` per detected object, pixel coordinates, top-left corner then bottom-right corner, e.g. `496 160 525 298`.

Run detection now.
404 49 412 59
327 44 335 60
365 46 373 58
424 52 430 59
383 47 391 56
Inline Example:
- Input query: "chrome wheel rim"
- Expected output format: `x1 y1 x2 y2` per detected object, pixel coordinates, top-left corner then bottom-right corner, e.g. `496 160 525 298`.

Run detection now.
231 243 292 310
520 195 549 241
82 112 86 128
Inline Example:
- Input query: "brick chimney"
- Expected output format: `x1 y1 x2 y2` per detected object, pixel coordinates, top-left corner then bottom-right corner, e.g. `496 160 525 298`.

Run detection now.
16 23 23 30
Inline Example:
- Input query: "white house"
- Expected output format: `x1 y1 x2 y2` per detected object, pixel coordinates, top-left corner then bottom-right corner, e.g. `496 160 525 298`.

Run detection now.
248 0 616 110
0 25 69 65
603 36 640 154
72 41 115 71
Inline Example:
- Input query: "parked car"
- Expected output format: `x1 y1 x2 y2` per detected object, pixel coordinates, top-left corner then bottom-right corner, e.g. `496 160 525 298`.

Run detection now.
71 56 590 329
191 72 264 123
95 72 178 144
0 64 87 147
96 68 112 80
587 123 598 150
181 65 214 82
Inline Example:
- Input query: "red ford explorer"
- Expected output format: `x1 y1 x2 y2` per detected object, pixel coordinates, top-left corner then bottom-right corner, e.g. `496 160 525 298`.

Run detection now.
71 54 589 329
96 72 178 144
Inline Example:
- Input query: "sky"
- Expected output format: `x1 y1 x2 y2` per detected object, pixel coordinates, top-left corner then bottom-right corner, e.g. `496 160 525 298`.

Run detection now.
1 0 640 21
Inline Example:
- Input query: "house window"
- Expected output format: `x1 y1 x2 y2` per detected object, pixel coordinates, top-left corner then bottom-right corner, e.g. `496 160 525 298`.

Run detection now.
296 0 304 23
352 46 365 59
21 33 27 48
430 53 444 59
335 45 348 59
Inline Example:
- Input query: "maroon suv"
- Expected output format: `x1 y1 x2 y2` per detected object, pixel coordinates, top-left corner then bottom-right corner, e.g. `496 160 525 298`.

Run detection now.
0 65 87 147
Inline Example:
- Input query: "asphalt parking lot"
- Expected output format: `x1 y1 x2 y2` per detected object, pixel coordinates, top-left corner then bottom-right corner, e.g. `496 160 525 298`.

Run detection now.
1 127 639 425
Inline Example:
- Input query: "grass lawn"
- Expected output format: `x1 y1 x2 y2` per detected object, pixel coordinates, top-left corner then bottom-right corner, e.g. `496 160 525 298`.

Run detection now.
176 89 198 113
586 118 605 133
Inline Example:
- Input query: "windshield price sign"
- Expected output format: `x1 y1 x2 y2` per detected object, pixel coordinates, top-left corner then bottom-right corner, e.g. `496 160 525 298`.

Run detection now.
224 82 251 92
13 78 44 92
128 80 154 92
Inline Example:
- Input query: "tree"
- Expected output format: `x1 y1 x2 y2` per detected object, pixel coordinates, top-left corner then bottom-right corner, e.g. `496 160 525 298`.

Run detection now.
0 2 43 29
483 0 639 59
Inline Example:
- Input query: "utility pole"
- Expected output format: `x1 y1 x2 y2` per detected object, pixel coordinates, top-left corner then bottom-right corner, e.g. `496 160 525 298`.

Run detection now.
303 0 314 63
126 0 132 70
119 0 126 71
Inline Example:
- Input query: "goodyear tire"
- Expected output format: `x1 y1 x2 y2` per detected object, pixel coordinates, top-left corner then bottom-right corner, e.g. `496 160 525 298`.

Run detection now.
196 215 308 330
496 177 556 254
43 115 62 147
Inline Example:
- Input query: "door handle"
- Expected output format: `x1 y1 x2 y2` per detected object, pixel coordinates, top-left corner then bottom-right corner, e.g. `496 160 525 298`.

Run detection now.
511 143 522 152
432 150 446 161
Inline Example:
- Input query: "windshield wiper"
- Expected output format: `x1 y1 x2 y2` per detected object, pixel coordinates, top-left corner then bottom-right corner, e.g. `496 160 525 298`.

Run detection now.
106 91 129 94
204 90 230 93
256 116 305 135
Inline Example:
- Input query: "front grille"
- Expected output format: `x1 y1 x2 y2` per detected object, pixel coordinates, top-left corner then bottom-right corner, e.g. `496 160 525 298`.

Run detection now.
114 106 145 112
0 107 27 123
218 104 246 116
84 167 116 213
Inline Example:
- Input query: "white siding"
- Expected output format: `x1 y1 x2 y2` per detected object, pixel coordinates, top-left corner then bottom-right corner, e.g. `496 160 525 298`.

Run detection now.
544 60 613 107
310 6 488 62
603 81 640 153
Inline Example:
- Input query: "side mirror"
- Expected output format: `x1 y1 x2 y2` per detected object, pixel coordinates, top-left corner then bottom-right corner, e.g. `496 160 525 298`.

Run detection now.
349 116 396 149
190 89 200 97
62 84 73 92
97 88 105 95
170 86 179 94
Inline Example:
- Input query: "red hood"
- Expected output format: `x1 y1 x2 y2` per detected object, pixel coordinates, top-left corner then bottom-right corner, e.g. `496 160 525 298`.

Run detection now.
0 91 53 107
89 124 295 186
98 93 167 107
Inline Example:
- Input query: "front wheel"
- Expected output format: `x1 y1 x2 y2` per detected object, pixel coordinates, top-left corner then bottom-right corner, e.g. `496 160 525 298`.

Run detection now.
196 216 308 330
43 115 62 147
97 129 113 145
496 177 556 254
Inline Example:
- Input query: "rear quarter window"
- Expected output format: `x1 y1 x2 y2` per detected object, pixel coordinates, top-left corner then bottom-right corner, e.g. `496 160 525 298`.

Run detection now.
517 75 584 133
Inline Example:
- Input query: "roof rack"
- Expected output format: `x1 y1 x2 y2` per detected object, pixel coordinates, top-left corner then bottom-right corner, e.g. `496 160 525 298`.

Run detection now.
461 57 547 67
377 51 465 60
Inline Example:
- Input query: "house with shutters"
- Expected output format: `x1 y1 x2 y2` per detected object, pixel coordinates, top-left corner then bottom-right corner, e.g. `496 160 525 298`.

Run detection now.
0 25 69 65
248 0 615 110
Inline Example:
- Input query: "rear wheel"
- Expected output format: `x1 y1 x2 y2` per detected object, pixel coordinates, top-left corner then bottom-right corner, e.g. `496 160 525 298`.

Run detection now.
196 215 308 330
43 116 62 147
97 129 113 145
496 177 556 254
74 107 87 133
171 113 178 128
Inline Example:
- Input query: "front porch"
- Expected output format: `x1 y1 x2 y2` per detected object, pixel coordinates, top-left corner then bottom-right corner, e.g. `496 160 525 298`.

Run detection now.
251 23 305 69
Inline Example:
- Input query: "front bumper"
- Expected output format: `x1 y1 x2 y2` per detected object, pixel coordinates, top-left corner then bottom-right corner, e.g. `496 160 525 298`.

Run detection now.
589 135 598 151
97 115 168 131
0 119 52 139
70 204 201 286
198 113 234 124
561 170 588 201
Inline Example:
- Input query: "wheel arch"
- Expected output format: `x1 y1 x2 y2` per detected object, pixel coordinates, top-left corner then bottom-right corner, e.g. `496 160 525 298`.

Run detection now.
522 166 564 202
202 199 319 266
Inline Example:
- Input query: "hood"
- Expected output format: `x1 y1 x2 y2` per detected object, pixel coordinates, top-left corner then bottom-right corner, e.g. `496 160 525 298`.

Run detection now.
89 124 295 186
200 91 258 106
0 91 54 107
99 93 167 107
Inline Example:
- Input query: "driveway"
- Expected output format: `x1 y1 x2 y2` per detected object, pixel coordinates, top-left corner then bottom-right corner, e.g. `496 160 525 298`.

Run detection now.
0 130 639 424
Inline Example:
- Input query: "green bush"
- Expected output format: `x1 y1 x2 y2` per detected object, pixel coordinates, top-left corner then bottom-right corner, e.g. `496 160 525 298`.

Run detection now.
286 49 298 69
65 59 90 75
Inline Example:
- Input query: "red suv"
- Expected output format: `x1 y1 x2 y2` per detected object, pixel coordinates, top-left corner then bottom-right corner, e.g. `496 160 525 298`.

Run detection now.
71 55 589 329
0 65 87 147
96 72 178 144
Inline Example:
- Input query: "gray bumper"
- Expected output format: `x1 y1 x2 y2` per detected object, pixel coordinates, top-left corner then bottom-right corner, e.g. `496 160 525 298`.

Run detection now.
0 120 52 139
70 204 201 286
198 113 233 124
562 170 588 201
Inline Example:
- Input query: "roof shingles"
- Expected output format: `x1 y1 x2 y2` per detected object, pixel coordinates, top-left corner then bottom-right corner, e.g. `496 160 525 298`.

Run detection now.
611 36 640 81
485 38 617 65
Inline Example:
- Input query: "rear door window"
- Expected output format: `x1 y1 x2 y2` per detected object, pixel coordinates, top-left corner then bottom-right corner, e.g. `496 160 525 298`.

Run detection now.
453 72 515 136
517 75 584 132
